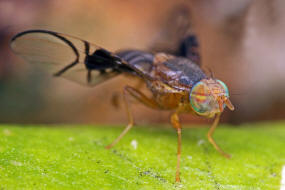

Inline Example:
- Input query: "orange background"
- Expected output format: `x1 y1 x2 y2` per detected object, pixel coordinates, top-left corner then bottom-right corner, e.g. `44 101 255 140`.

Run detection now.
0 0 285 125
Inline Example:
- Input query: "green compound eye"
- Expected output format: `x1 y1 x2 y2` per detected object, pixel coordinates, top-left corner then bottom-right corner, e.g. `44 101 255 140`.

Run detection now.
189 79 231 116
217 80 229 97
189 81 215 115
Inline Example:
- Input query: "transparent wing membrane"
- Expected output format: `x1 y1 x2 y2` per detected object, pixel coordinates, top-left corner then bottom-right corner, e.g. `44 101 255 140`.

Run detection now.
10 30 119 86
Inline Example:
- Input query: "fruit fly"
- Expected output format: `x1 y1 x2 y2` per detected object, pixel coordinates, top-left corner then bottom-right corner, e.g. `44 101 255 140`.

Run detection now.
10 30 234 182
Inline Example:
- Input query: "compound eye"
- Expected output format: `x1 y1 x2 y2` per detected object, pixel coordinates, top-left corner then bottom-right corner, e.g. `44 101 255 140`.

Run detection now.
217 80 229 97
190 81 215 115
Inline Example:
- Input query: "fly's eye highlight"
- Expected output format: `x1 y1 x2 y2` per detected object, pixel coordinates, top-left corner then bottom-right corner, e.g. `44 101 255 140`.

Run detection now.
217 80 229 97
189 81 216 115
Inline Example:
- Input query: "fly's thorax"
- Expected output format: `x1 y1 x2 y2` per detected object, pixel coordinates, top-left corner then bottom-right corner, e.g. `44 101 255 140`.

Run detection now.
189 78 234 118
146 80 185 110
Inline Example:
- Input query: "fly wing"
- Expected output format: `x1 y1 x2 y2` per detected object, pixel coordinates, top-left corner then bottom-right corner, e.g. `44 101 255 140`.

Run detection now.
10 30 120 86
178 35 201 65
150 6 191 54
150 6 201 65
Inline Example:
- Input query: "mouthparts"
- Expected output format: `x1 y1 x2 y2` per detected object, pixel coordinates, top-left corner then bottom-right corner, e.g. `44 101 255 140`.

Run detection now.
219 97 234 112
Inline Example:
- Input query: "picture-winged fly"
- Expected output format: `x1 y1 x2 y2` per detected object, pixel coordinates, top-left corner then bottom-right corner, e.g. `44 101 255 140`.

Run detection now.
11 29 234 182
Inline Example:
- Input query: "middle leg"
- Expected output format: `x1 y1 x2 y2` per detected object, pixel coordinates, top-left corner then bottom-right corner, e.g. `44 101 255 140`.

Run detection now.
170 112 182 183
105 86 160 149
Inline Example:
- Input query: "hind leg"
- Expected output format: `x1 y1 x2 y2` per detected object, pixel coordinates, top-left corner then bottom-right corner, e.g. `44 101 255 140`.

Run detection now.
105 86 159 149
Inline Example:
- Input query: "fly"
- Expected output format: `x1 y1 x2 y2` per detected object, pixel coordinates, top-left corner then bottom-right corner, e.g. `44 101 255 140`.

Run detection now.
10 29 234 182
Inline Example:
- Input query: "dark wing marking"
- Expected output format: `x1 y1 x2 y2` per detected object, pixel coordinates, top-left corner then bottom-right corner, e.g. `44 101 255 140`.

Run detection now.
149 6 201 65
10 30 121 86
150 6 191 54
178 35 201 65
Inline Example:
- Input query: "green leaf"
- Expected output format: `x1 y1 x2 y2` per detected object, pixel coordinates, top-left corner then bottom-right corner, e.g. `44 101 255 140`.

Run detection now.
0 123 284 190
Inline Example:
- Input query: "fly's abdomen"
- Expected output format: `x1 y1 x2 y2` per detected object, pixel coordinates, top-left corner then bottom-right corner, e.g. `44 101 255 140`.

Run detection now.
116 50 155 77
85 49 156 83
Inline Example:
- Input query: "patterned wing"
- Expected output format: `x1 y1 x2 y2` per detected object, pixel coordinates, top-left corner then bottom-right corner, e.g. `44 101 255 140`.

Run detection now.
178 35 201 65
149 6 201 65
10 30 121 86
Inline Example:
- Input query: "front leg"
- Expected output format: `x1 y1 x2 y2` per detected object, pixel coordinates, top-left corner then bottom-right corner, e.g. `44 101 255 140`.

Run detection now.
207 113 231 158
170 113 182 183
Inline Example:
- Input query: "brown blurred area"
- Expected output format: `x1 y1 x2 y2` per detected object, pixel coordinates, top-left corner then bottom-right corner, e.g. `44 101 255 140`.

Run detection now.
0 0 285 125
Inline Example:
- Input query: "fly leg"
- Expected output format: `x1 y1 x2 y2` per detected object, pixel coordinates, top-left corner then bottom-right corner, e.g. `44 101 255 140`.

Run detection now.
111 92 120 109
105 86 159 149
207 113 231 158
170 113 182 183
134 79 145 89
111 79 145 109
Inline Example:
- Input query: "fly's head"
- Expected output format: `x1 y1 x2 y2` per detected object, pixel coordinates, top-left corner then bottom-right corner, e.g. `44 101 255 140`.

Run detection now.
189 78 234 118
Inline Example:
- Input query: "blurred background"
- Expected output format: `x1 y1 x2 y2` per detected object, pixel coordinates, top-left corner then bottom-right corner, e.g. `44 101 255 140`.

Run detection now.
0 0 285 125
